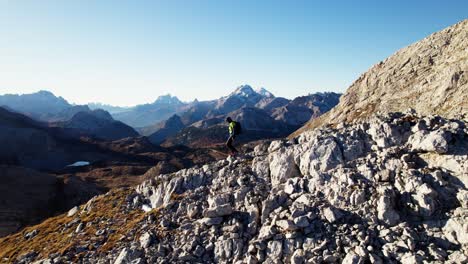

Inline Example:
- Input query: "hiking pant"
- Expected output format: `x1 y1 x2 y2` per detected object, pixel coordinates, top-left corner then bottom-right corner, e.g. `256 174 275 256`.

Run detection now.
226 135 239 154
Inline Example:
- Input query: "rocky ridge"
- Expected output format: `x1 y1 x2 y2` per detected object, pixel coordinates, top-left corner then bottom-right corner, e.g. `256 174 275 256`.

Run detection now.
294 19 468 136
3 110 466 263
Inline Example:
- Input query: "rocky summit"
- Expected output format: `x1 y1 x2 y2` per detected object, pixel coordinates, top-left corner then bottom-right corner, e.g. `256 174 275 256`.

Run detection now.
294 19 468 136
2 110 466 263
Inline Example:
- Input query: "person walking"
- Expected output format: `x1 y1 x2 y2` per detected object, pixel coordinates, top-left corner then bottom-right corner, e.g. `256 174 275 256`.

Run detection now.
225 117 241 155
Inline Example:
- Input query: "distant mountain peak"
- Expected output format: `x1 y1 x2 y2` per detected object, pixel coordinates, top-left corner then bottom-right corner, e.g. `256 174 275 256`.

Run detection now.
255 87 274 98
91 109 114 121
35 90 68 101
35 90 52 95
230 85 274 98
231 85 255 97
153 94 183 105
0 90 71 121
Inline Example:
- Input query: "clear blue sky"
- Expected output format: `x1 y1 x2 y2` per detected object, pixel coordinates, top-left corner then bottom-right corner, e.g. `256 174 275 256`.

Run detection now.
0 0 466 106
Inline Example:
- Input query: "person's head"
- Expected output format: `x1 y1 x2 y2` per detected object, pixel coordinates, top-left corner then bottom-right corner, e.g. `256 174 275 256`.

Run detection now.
226 117 232 123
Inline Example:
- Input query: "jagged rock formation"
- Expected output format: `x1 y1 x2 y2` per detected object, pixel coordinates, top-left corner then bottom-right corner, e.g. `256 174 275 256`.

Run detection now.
294 19 468 136
3 112 466 263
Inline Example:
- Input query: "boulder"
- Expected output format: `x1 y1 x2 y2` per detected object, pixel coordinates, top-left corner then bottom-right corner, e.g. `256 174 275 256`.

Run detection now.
269 148 300 186
322 207 343 223
139 232 154 249
67 206 79 217
275 220 297 231
299 137 344 175
377 187 400 226
409 130 450 154
113 248 143 264
204 204 233 218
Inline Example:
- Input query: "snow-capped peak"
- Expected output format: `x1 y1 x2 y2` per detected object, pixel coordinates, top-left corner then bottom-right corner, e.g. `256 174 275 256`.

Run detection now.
255 87 274 98
230 85 274 99
231 85 256 97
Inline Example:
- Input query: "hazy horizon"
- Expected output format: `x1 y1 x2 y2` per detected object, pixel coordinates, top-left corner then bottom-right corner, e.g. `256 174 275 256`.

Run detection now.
1 1 467 106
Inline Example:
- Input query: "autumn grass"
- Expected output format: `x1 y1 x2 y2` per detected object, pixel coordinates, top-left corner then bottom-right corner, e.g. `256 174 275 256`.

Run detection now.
0 188 147 263
0 213 71 263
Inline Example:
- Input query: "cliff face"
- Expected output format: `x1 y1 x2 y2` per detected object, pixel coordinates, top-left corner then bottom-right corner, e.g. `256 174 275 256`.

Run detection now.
293 20 468 137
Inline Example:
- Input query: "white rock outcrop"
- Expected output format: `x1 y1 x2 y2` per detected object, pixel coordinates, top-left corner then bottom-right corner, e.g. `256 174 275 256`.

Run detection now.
109 111 466 264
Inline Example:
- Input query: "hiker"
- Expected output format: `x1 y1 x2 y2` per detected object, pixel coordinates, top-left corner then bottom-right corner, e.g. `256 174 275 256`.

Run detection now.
225 117 241 154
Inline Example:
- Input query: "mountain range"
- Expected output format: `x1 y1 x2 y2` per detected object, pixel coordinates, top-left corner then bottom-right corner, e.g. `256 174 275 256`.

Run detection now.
0 85 341 147
0 90 70 121
111 94 185 127
134 85 341 146
0 91 138 141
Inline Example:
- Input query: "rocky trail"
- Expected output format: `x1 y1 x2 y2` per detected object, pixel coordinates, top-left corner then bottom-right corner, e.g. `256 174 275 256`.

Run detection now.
1 110 466 264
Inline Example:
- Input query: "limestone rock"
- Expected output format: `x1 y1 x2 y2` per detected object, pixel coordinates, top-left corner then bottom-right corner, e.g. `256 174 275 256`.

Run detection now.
409 130 450 154
377 187 400 226
113 248 143 264
269 148 299 186
139 232 154 249
67 206 79 217
323 206 343 223
294 19 468 135
204 204 233 218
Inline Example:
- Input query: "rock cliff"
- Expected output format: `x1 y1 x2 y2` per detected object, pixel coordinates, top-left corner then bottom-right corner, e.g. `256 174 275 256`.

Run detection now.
293 20 468 137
